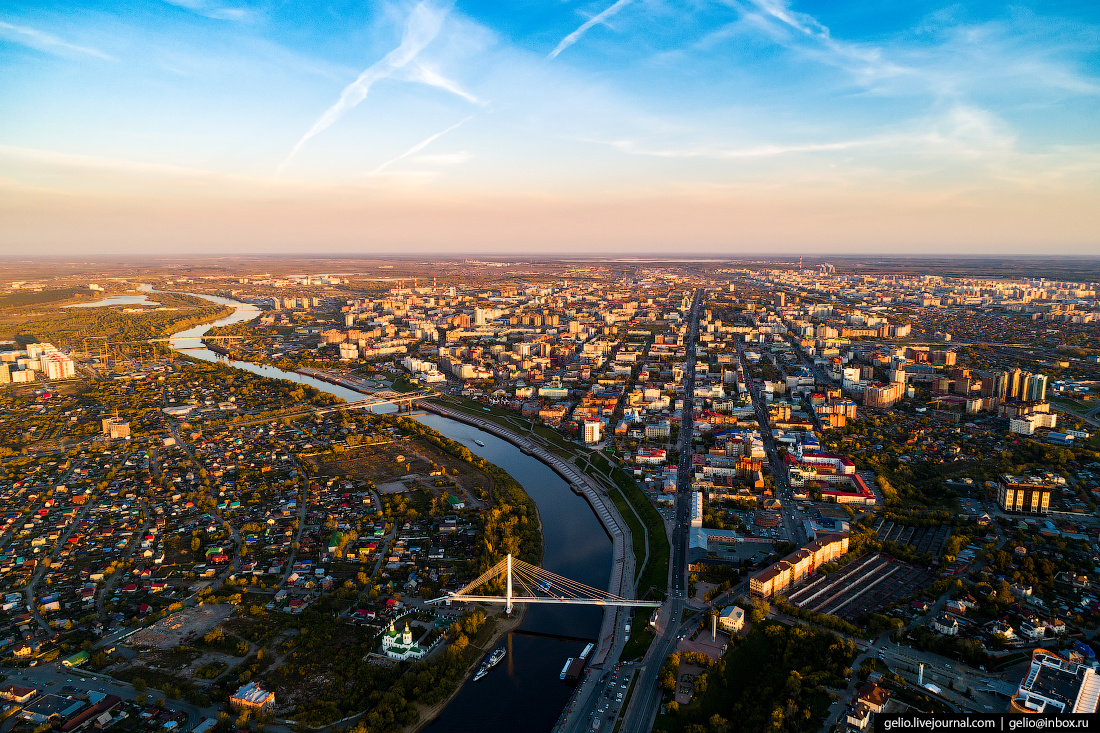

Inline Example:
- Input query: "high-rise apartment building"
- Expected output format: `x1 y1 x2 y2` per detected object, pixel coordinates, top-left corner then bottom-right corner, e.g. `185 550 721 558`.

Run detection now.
1026 374 1048 402
998 475 1052 515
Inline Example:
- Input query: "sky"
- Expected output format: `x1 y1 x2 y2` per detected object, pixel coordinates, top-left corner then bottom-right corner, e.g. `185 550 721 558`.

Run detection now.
1 0 1098 255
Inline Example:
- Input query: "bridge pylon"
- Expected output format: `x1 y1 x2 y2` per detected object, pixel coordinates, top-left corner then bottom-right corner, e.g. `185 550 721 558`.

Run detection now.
427 554 661 610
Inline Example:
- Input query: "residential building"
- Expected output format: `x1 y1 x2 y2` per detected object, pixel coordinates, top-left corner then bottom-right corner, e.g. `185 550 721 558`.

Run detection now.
690 492 703 528
931 614 958 635
645 421 671 439
857 682 890 713
0 685 37 704
998 475 1052 515
41 353 75 379
749 533 849 597
101 418 131 440
864 382 904 409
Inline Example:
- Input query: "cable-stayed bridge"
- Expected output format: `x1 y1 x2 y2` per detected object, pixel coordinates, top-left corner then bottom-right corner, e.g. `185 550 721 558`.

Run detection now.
428 554 661 615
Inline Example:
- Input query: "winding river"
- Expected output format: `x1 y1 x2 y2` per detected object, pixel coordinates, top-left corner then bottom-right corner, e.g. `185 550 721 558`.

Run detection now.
160 287 612 731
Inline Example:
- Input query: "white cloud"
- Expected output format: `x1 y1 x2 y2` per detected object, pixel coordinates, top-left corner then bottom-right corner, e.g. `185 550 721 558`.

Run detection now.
404 61 479 104
0 19 114 60
413 151 473 165
609 137 876 159
605 104 1018 162
718 0 910 87
750 0 828 37
548 0 635 60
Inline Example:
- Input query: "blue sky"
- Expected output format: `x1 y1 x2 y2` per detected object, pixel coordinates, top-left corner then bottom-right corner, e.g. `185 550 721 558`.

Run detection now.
1 0 1098 253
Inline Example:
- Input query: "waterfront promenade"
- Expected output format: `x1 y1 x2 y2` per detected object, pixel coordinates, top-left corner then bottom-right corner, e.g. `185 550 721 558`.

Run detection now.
415 402 644 733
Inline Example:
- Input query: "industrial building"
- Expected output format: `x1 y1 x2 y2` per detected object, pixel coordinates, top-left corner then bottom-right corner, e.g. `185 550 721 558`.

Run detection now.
1011 649 1100 714
230 682 275 712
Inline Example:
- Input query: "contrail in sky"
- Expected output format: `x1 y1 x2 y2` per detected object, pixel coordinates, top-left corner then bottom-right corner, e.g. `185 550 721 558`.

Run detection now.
370 116 472 174
548 0 634 60
280 2 471 173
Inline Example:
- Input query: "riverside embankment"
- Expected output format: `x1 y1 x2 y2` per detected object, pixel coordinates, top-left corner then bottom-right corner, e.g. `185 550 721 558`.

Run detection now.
163 289 621 732
416 402 638 666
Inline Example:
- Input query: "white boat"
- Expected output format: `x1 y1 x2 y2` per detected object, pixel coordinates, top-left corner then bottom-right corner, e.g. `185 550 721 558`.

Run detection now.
474 439 485 447
474 647 506 681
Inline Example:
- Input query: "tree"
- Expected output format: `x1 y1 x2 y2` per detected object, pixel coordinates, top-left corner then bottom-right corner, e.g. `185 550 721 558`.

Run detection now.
749 597 769 624
694 672 708 695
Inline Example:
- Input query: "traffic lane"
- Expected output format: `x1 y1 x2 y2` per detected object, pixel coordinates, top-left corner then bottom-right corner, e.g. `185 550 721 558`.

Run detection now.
878 652 992 712
878 646 1007 711
622 291 700 731
626 604 683 730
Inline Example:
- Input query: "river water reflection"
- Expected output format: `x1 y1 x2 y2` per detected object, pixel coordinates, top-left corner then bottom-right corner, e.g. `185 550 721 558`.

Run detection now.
162 288 613 731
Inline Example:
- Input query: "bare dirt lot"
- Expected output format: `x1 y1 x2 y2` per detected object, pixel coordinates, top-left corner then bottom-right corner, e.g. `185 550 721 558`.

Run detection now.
306 437 491 508
127 604 235 649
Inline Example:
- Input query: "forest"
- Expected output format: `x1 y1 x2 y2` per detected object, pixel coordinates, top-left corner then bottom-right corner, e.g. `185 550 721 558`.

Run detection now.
0 290 231 346
655 621 857 733
393 416 542 570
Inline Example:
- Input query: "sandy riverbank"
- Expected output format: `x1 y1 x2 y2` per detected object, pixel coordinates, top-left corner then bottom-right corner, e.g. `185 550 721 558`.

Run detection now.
406 604 529 732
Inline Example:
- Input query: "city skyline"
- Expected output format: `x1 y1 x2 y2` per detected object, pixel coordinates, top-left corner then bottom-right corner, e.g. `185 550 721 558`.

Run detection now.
2 0 1099 253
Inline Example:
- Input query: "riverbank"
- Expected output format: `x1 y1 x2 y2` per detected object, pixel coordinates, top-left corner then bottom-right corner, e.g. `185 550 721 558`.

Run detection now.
417 401 637 667
158 293 614 731
407 604 529 733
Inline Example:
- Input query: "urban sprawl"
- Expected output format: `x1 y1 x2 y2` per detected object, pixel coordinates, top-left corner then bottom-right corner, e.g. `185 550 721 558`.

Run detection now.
1 259 1100 733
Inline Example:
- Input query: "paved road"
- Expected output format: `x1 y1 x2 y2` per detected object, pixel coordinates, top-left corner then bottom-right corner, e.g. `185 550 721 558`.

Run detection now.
97 500 152 623
0 661 230 731
280 460 311 587
26 462 97 632
618 287 703 733
168 421 242 589
880 643 1005 712
736 343 808 547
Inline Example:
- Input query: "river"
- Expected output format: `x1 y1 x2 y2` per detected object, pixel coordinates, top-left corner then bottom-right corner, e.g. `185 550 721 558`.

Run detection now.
159 287 612 732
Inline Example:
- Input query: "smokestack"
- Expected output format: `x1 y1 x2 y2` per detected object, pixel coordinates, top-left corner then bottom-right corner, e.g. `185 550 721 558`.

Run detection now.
711 613 716 642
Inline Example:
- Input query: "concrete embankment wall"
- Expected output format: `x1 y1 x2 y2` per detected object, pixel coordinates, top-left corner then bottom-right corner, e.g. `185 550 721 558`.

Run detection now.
417 402 635 666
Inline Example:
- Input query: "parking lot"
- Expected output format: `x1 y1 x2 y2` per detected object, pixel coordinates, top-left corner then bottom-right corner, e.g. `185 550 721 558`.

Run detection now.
586 667 635 731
